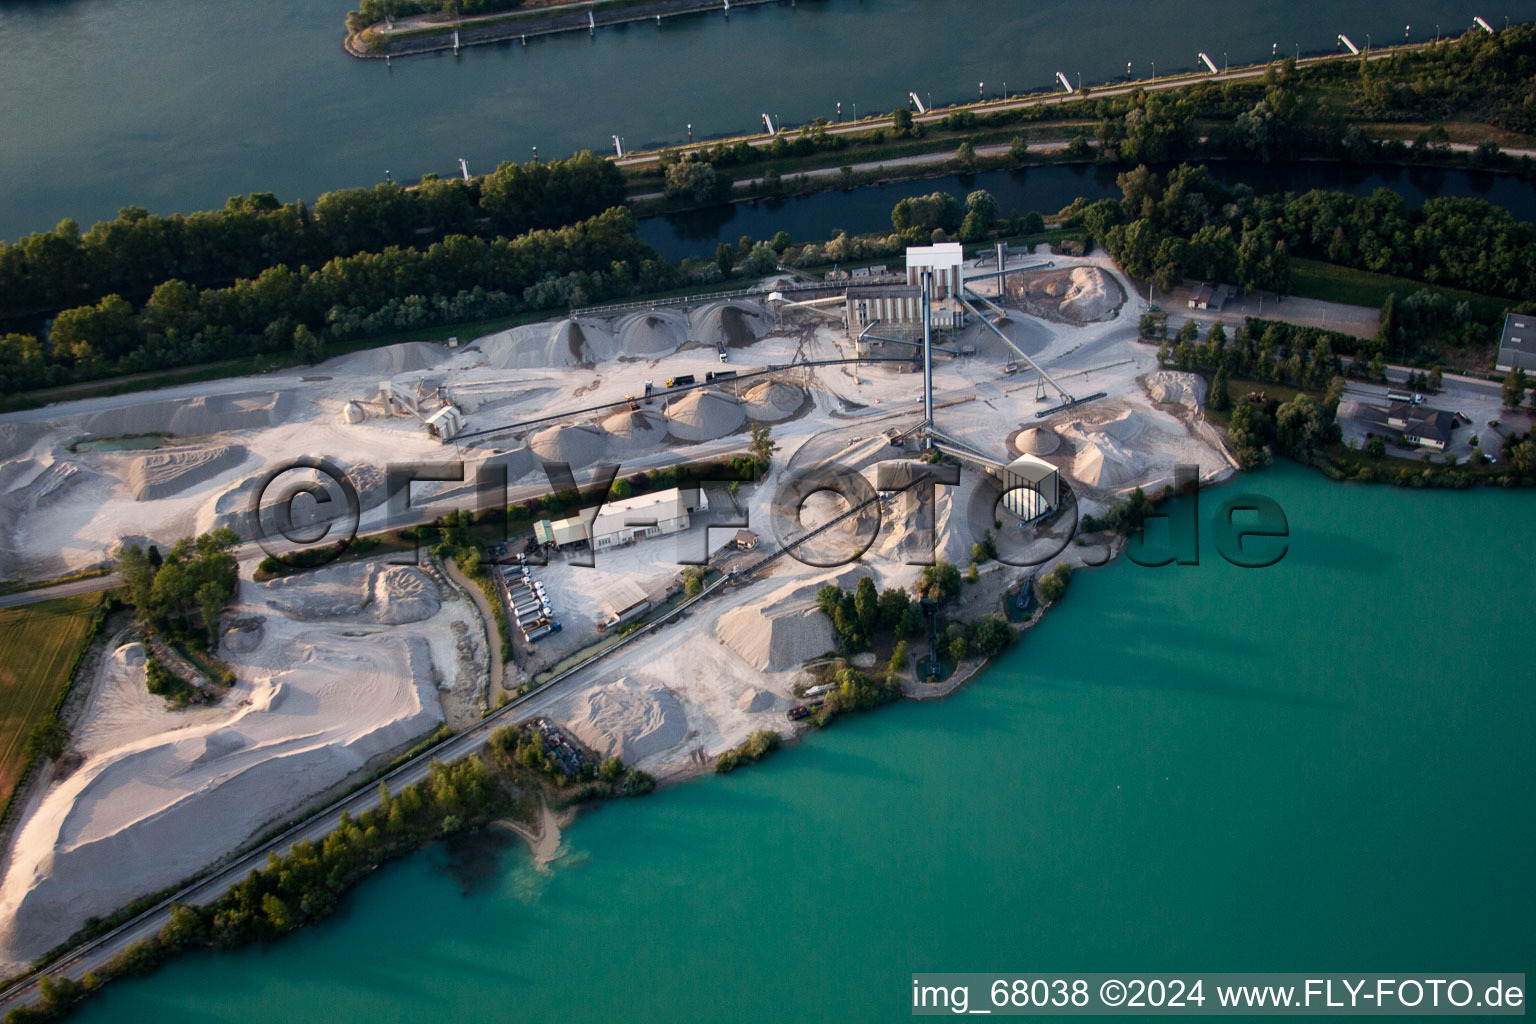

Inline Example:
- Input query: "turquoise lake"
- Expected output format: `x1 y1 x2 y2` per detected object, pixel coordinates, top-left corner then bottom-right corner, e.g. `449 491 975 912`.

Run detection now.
70 463 1536 1022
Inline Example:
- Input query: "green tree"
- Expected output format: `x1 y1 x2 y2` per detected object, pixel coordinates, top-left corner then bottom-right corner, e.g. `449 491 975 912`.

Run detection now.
1208 366 1232 412
1502 368 1528 409
891 107 915 137
955 141 977 171
292 324 323 364
748 423 778 471
1365 435 1387 458
916 560 962 603
1036 562 1072 604
887 640 908 678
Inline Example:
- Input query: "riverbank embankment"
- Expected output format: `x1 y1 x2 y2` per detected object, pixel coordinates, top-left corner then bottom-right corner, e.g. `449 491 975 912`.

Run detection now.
346 0 782 58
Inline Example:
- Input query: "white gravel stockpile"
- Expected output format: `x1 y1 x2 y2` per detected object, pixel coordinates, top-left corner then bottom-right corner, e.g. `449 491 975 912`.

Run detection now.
0 633 443 964
1058 267 1120 322
558 675 688 763
129 444 247 501
1059 411 1153 489
1013 427 1061 456
689 301 769 348
615 310 687 356
1145 370 1207 411
327 341 449 375
528 422 610 468
742 381 802 422
82 392 293 437
260 564 441 624
601 408 669 450
712 573 861 672
665 389 746 442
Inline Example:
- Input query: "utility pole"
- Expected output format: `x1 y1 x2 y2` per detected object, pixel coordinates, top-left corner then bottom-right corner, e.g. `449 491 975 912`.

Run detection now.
921 269 933 430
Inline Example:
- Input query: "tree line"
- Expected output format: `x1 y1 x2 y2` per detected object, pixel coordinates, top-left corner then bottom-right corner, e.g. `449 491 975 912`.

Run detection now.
0 151 623 323
0 207 658 393
1079 162 1536 338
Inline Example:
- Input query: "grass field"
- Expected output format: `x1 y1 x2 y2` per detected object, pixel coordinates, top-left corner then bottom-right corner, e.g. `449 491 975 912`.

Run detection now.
1289 258 1513 323
0 593 103 805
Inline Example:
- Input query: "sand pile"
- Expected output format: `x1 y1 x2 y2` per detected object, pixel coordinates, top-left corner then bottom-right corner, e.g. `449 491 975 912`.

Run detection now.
742 381 802 422
1145 370 1207 411
82 391 293 437
469 445 537 481
128 444 247 501
600 408 669 451
0 459 98 577
735 687 778 713
712 572 868 672
260 563 440 624
1058 267 1120 322
559 676 688 763
689 301 769 348
0 423 41 462
867 464 971 566
615 310 687 356
476 319 617 370
1059 412 1153 489
1013 427 1061 456
222 617 265 655
665 389 746 442
370 565 442 624
0 634 443 964
328 341 447 375
528 423 610 468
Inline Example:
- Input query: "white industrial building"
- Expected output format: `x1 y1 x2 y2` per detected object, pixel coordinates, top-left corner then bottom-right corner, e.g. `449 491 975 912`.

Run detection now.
997 454 1060 522
534 486 709 551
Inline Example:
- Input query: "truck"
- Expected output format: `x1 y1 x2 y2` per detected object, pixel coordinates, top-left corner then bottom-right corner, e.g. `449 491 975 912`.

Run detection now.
666 374 695 387
717 343 729 363
524 621 563 642
705 370 737 382
1386 389 1423 404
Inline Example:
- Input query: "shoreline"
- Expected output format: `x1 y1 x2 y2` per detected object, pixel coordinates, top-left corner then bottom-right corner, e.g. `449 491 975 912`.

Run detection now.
344 0 785 59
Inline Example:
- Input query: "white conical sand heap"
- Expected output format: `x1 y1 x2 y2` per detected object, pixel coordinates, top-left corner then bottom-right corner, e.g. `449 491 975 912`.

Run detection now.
328 341 448 375
664 389 746 441
688 300 770 348
601 408 669 450
478 319 617 369
1059 411 1152 488
528 423 610 468
1014 427 1061 456
742 381 802 422
615 310 687 356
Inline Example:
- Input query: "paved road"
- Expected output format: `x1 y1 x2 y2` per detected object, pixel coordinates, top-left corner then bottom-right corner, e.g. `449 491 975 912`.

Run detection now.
0 575 120 610
617 44 1416 171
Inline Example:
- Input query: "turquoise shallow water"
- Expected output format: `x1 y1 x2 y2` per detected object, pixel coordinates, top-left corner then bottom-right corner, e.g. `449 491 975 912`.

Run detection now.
71 464 1536 1022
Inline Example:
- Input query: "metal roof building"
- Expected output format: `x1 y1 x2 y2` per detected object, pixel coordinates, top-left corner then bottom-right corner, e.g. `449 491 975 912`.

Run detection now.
1496 313 1535 373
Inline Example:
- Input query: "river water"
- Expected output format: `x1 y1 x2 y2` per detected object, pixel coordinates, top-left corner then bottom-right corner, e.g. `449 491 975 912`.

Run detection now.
69 463 1536 1023
639 162 1536 260
0 0 1488 241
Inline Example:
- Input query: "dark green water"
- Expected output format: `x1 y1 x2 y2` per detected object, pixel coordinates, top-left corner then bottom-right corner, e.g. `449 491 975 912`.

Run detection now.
71 464 1535 1022
0 0 1484 240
